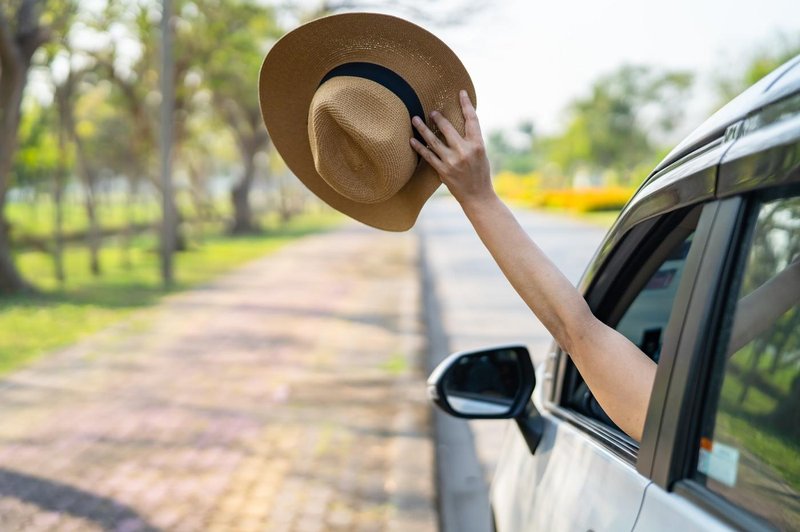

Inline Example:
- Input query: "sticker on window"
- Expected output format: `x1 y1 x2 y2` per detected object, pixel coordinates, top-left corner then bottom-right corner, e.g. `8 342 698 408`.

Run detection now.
697 438 740 487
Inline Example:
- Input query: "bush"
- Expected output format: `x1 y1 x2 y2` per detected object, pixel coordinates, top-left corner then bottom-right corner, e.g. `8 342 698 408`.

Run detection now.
494 172 634 212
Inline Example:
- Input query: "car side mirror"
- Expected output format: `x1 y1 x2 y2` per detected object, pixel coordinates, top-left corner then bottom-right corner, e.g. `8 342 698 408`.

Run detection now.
427 344 544 453
427 344 535 419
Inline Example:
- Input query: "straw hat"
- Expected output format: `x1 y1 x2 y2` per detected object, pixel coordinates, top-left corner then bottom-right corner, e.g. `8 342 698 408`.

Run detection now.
259 12 475 231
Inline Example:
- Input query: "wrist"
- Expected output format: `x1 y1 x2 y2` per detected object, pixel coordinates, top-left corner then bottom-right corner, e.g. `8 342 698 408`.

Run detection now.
458 189 501 214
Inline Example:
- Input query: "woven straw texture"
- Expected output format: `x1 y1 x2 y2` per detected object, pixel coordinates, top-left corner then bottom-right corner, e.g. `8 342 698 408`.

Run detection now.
308 77 418 204
259 12 475 231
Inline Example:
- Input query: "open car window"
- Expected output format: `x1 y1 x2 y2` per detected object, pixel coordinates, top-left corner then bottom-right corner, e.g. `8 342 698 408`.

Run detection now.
561 206 702 443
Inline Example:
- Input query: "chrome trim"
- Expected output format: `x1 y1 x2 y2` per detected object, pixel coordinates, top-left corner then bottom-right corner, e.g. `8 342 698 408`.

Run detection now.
550 405 639 464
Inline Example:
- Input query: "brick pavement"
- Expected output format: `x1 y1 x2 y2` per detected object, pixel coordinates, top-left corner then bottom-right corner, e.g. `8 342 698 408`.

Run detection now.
0 224 435 532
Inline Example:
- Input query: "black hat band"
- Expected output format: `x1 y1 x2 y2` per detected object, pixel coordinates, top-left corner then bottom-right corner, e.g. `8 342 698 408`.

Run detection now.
319 62 426 146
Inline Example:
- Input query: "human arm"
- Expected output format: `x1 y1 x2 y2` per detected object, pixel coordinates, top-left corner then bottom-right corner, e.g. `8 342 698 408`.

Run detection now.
410 92 656 441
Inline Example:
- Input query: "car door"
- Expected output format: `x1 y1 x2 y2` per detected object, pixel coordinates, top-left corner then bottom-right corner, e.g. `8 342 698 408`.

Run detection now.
633 88 800 532
490 137 727 532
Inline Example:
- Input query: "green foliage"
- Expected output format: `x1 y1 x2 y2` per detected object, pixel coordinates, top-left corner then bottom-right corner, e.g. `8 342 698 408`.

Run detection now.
714 35 800 105
0 210 343 374
13 102 63 188
487 122 538 174
487 65 693 187
545 65 693 184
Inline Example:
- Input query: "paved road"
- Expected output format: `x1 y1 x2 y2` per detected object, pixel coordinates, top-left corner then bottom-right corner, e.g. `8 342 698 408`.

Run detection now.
0 225 435 532
417 196 608 531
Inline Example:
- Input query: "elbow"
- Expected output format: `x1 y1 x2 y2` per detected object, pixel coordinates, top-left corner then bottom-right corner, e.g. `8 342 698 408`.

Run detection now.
560 302 600 358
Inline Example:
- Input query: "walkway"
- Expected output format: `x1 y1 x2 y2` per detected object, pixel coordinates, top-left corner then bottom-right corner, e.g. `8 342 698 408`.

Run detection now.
0 224 435 532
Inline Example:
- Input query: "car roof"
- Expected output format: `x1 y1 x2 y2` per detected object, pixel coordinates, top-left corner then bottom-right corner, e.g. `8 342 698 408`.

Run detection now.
650 54 800 176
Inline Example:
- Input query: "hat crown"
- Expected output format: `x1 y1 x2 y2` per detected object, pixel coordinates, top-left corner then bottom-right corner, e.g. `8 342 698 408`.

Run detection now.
307 76 418 204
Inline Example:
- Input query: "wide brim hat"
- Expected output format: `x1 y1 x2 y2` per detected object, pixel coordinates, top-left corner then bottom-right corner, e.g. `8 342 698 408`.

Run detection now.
259 12 476 232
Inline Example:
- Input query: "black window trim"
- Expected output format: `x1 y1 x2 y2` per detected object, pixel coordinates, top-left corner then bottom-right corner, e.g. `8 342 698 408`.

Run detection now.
645 196 747 488
550 200 719 468
654 186 800 529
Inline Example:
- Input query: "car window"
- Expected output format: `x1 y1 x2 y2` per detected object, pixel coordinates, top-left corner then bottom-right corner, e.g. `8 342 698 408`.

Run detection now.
615 233 694 363
694 196 800 530
565 207 701 433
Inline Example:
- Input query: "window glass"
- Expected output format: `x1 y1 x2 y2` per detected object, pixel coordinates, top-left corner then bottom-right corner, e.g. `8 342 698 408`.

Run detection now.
616 234 693 363
568 212 698 431
695 197 800 530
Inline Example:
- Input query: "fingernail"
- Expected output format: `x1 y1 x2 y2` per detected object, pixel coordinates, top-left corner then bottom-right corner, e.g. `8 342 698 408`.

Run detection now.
460 90 467 97
412 116 421 125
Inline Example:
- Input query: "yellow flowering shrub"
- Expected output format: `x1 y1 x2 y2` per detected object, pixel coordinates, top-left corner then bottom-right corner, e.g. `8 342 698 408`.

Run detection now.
494 172 634 212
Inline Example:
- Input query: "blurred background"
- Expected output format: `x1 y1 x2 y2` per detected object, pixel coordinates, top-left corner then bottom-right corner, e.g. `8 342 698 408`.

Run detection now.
0 0 797 369
0 0 800 532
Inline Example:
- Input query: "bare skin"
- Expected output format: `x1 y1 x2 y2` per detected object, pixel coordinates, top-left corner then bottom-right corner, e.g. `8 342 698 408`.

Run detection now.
410 91 656 441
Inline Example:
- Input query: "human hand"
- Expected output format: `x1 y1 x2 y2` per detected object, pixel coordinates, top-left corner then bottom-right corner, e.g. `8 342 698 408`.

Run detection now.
410 90 495 207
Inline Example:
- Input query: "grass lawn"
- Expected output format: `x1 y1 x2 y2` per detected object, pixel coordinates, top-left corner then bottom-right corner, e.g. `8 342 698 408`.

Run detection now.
0 210 343 375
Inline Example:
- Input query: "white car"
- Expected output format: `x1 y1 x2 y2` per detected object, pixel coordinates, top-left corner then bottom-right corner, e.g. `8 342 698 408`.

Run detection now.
428 55 800 531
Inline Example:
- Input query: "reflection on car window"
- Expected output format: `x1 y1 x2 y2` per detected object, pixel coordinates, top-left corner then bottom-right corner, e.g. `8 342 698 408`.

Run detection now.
616 233 694 363
695 197 800 530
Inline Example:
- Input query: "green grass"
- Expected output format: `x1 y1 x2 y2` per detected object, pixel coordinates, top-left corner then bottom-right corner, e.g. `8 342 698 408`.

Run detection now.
0 210 343 375
381 352 410 375
6 198 162 239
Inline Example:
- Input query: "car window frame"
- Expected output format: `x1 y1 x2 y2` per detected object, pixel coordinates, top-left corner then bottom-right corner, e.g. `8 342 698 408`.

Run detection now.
645 87 800 528
651 186 800 531
546 199 719 467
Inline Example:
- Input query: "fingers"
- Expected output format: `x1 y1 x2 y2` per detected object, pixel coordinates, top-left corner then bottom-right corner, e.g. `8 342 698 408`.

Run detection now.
430 110 463 148
460 90 482 140
410 137 446 177
412 116 449 156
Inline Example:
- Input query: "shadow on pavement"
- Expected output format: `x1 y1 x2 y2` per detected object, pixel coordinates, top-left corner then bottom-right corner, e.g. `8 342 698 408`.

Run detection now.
0 468 159 531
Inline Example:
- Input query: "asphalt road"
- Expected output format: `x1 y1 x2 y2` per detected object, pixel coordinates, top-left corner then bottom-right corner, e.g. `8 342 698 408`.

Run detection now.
417 196 608 532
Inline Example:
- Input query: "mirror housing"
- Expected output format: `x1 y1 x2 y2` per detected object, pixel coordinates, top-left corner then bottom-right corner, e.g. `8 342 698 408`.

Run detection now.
427 344 535 419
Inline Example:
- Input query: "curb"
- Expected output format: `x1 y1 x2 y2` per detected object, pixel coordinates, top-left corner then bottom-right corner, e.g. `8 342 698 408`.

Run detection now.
418 229 493 532
387 233 437 532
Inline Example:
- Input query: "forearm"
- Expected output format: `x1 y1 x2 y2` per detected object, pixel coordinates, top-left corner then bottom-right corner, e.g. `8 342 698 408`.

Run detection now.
461 193 655 440
410 92 654 440
460 193 594 353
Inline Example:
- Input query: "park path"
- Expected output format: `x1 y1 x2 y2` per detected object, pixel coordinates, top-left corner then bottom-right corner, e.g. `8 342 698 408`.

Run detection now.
0 223 435 532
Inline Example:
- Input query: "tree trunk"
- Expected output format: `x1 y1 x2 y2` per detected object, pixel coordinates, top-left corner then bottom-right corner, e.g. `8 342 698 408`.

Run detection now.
52 125 67 284
0 49 30 293
71 134 102 277
229 154 259 234
121 181 136 270
84 182 101 276
0 217 32 293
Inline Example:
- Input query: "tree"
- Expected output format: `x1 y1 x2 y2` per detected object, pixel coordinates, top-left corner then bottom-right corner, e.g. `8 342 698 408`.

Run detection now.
487 121 538 174
544 65 693 186
311 0 487 26
714 36 800 107
85 0 210 265
192 0 282 233
0 0 75 292
12 99 66 281
54 62 107 276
